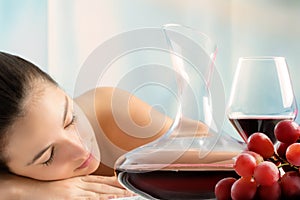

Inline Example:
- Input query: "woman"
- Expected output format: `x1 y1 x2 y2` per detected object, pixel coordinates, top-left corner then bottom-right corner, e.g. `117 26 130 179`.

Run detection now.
0 52 208 199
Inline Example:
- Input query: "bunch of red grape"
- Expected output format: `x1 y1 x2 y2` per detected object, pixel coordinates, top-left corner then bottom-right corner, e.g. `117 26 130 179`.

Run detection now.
215 120 300 200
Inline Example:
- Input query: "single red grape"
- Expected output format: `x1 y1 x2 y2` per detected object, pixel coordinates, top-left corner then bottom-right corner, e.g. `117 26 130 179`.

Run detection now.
214 177 236 200
281 171 300 199
276 142 289 159
231 177 257 200
243 150 264 164
234 153 257 177
257 181 281 200
286 143 300 166
253 161 279 186
247 132 274 159
274 120 300 144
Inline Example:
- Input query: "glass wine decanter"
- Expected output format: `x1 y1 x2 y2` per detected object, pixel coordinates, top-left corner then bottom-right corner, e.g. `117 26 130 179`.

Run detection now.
110 24 245 200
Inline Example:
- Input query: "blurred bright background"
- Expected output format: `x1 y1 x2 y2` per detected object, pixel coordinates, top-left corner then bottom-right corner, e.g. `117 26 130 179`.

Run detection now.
1 0 300 140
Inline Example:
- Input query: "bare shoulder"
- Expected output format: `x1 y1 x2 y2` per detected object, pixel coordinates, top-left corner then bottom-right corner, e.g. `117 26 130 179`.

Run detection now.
74 87 114 104
74 87 115 113
74 87 131 106
75 87 170 150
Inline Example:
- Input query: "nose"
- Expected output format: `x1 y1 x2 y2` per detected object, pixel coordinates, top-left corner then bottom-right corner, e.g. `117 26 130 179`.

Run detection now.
61 131 88 161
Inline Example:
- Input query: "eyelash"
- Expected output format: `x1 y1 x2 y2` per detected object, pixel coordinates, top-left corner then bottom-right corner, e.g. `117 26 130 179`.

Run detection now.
42 147 55 166
65 115 77 129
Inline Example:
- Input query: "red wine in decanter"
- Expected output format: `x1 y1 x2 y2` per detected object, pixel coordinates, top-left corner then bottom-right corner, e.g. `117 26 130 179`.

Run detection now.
116 150 239 199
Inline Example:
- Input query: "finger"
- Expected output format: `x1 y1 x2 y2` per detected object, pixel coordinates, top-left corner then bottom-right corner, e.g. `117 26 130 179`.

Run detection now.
82 175 123 188
73 190 136 200
99 193 137 200
80 181 134 196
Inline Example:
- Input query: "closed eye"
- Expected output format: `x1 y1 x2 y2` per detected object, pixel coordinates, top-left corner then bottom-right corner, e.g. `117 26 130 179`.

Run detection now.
42 146 55 166
64 114 76 129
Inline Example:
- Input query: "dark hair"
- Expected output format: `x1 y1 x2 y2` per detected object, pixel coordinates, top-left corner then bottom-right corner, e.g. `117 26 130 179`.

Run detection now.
0 52 57 171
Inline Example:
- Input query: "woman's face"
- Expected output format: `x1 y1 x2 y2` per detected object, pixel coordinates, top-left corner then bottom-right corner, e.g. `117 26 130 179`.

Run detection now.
5 85 100 180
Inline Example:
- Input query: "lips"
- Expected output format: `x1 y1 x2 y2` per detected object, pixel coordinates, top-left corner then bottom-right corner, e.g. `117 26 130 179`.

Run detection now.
77 153 93 170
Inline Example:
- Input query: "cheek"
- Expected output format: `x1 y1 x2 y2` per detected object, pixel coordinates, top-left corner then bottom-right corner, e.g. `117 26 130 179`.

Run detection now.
30 153 82 180
7 159 77 181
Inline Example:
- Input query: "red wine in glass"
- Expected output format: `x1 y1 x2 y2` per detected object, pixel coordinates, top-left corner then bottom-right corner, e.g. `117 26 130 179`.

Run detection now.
229 116 294 144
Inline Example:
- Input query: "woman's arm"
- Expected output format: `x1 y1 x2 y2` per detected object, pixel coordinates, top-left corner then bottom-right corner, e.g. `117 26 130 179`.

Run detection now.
0 171 134 199
0 172 20 199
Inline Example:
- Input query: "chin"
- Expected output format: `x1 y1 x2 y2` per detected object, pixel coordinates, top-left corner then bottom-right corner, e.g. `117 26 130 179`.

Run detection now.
78 160 100 176
89 160 101 174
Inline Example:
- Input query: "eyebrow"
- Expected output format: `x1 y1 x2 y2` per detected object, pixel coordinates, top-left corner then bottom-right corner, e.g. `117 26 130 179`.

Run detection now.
27 96 68 166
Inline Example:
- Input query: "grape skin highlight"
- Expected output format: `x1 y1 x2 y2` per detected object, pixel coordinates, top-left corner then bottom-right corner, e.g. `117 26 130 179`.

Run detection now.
231 177 257 200
234 153 257 177
253 161 279 186
247 132 274 159
274 120 300 144
286 143 300 166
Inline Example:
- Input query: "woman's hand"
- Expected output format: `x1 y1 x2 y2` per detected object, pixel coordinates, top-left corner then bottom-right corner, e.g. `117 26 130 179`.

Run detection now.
35 175 135 200
1 172 135 200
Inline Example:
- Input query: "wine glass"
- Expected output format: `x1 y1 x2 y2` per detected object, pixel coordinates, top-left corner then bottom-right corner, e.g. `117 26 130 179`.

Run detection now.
227 57 297 144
